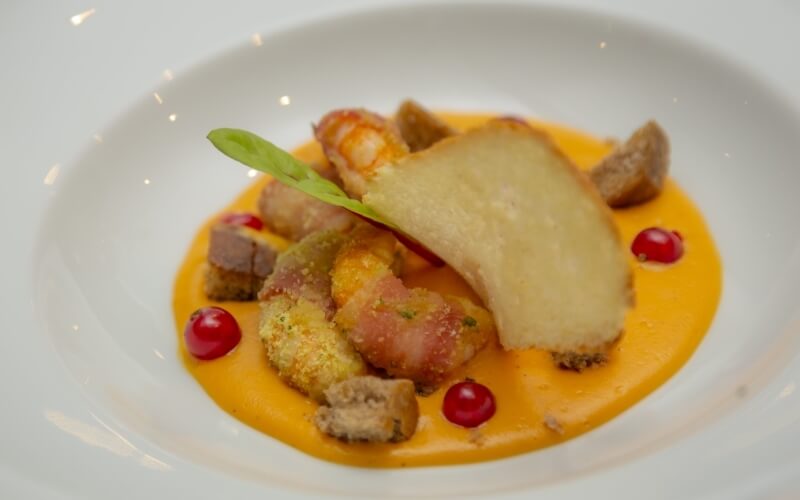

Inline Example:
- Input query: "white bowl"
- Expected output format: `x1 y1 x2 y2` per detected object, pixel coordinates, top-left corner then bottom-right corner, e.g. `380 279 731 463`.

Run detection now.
16 3 800 498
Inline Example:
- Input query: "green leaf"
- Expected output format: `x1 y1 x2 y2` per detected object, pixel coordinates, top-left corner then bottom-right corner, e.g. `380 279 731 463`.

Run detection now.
207 128 397 229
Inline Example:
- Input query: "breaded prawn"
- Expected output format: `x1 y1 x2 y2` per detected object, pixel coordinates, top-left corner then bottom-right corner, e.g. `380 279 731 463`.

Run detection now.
258 230 366 401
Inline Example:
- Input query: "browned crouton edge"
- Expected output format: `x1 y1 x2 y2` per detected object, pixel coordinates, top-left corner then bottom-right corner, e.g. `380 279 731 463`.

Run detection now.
315 376 419 443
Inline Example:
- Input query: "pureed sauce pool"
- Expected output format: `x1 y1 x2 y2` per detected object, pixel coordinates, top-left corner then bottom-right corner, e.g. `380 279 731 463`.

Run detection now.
173 113 722 467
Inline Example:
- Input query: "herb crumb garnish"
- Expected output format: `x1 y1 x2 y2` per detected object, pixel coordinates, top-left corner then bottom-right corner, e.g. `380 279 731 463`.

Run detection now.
399 310 417 320
462 316 478 328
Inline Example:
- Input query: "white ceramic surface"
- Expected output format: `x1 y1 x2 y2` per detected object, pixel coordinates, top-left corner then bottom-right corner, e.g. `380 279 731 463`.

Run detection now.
3 1 800 499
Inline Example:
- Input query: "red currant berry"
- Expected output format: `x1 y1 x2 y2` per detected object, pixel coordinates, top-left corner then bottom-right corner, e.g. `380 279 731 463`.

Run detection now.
219 212 264 231
184 307 241 360
631 227 684 264
442 380 496 428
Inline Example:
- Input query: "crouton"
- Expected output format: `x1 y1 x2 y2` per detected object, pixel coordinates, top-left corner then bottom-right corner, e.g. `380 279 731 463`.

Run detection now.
589 121 670 207
551 351 608 372
395 99 456 152
205 224 279 301
314 376 419 443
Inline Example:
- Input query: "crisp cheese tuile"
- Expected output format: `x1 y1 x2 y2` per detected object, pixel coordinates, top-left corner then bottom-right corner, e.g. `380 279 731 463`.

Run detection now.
363 121 633 352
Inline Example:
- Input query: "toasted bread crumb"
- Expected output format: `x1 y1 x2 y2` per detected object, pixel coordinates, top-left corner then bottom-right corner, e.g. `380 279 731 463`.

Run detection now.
543 414 564 435
589 121 670 207
551 351 608 372
314 376 419 443
395 100 456 152
468 428 486 446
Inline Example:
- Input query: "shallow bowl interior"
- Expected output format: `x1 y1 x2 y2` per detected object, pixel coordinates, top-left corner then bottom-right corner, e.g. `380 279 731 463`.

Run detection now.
33 3 800 497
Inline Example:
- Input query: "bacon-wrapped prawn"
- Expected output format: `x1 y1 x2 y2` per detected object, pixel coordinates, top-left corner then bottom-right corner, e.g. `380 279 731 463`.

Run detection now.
332 225 495 387
258 230 366 401
258 164 357 241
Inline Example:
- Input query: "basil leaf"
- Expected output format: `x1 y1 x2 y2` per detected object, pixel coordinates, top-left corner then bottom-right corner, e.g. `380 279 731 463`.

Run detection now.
207 128 397 229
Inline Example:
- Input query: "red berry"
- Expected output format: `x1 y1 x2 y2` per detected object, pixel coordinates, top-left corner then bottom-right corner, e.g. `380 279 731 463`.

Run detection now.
219 212 264 231
631 227 684 264
184 307 242 360
442 380 496 428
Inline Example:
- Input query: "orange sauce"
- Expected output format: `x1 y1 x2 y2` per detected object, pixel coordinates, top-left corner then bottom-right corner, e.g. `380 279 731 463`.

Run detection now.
173 113 722 467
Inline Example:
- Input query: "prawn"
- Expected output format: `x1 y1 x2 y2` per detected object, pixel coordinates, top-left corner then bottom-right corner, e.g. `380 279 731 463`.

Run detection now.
332 225 495 387
258 230 366 401
314 109 409 198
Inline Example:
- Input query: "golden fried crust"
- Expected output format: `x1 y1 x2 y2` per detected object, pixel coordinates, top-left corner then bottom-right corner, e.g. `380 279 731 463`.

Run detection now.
330 224 399 308
589 121 670 207
258 231 366 401
259 295 366 401
395 100 457 152
314 376 419 442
